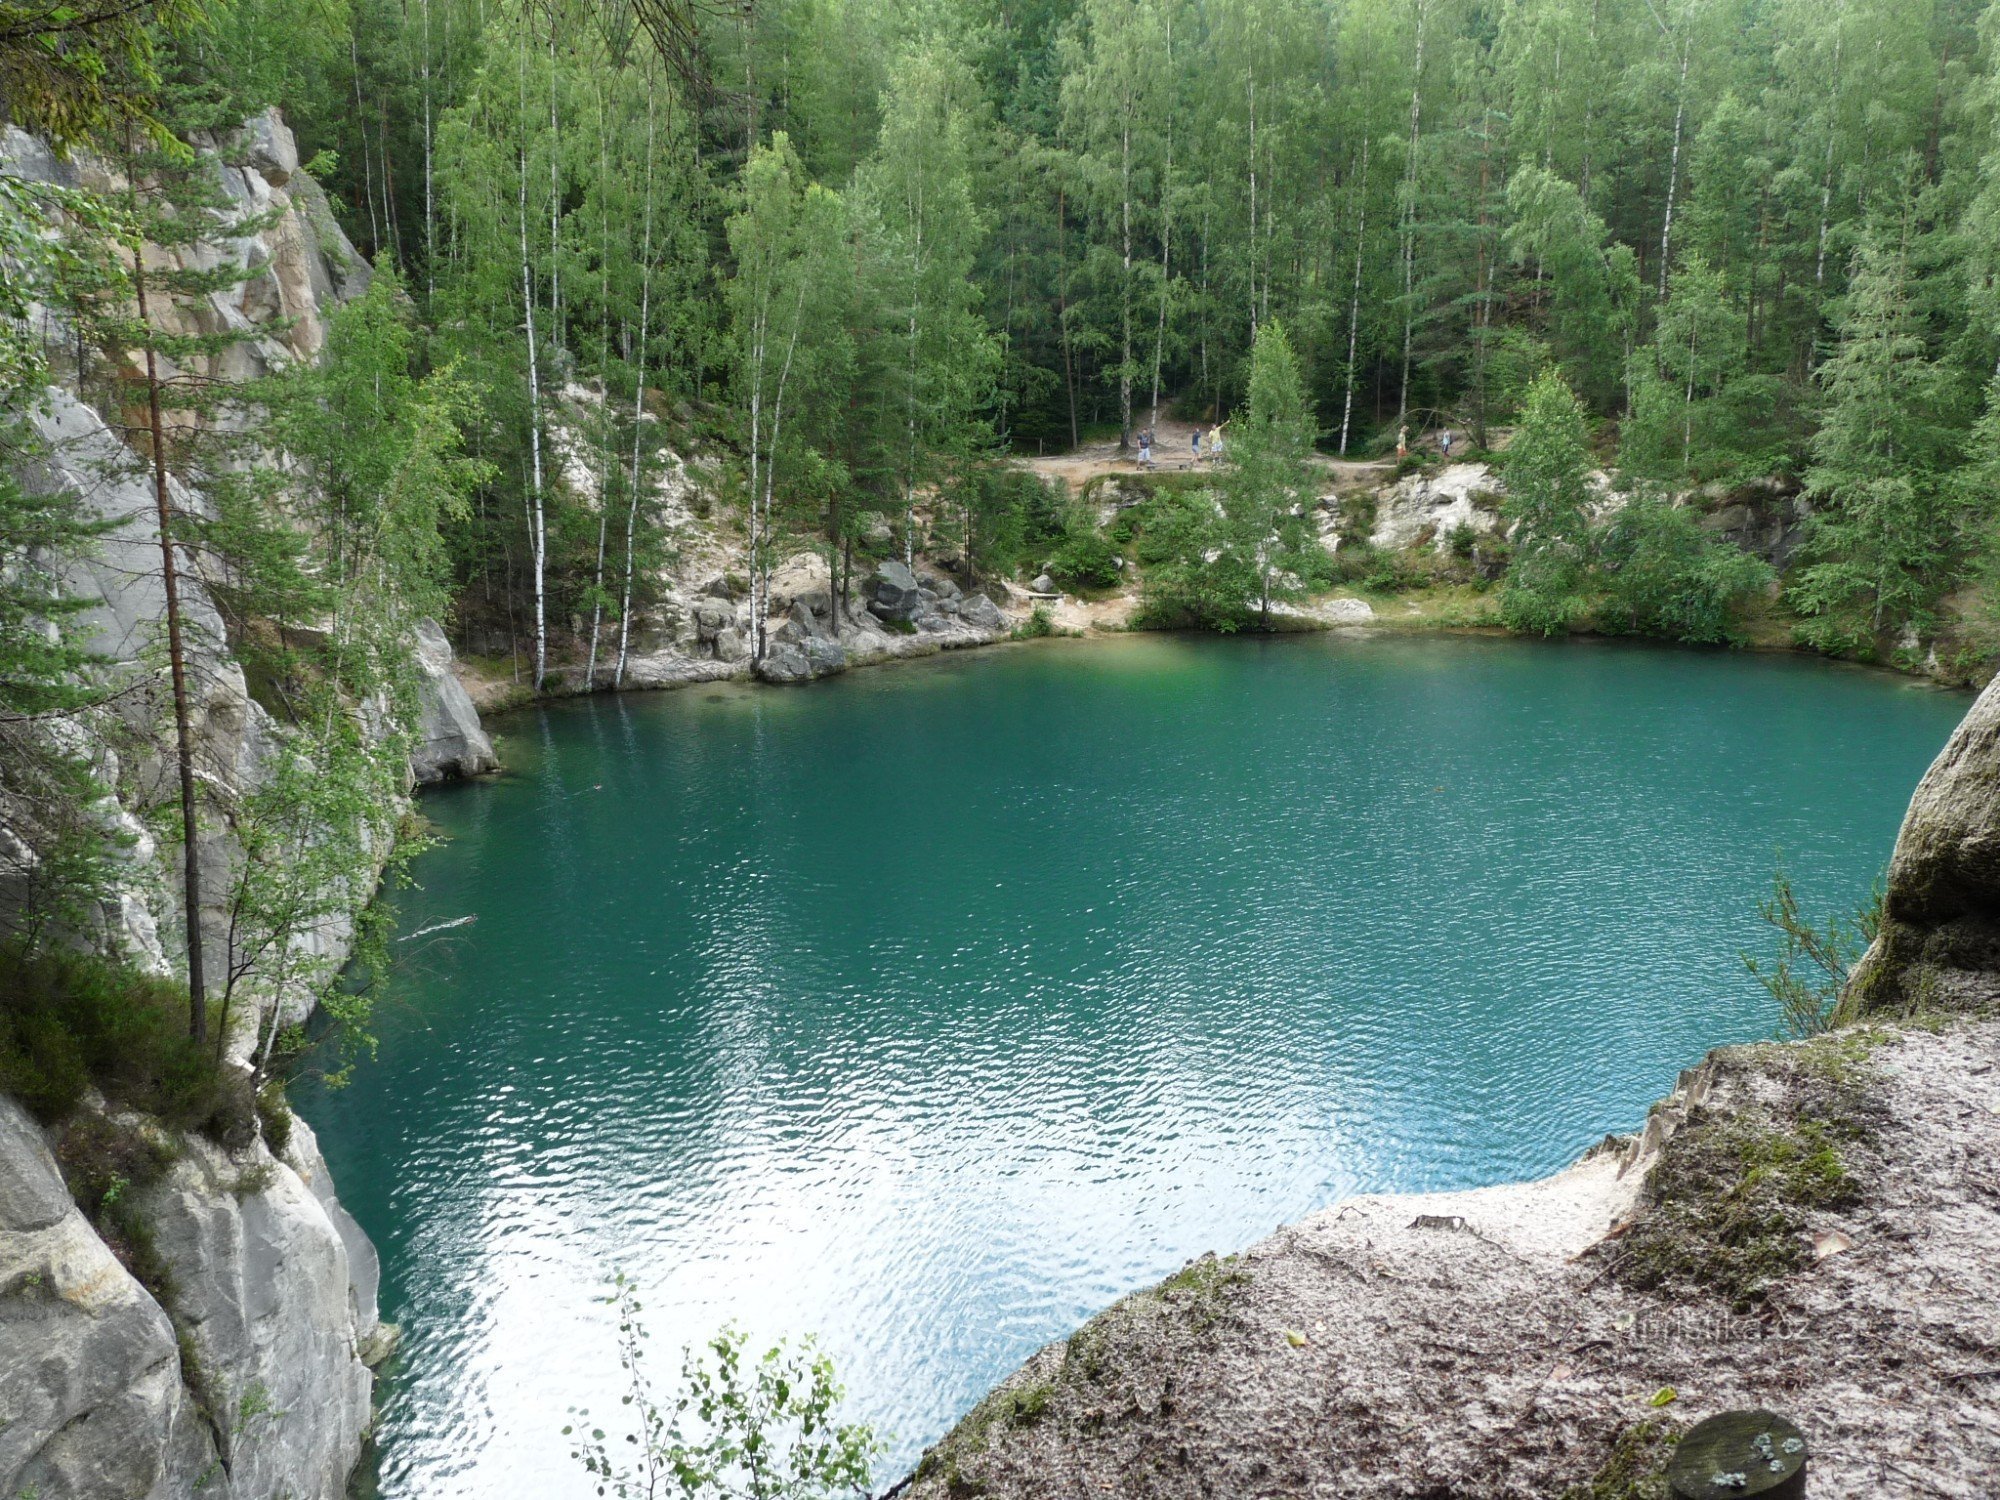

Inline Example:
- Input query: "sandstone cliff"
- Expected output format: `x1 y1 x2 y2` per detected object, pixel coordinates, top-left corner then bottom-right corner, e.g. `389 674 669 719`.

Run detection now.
1 112 492 1500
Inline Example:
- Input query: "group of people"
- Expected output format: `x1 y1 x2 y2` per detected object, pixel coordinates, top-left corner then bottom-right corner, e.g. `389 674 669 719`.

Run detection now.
1135 423 1226 469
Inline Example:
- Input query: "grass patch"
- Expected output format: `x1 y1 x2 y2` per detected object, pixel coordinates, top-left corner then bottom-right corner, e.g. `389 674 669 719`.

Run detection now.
0 944 250 1142
1558 1419 1680 1500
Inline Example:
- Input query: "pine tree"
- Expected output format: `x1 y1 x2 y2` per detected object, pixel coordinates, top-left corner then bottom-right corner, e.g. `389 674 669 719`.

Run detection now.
1790 219 1966 655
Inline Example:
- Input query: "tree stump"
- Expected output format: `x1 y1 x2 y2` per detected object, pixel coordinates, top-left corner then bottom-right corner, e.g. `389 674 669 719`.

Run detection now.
1668 1410 1807 1499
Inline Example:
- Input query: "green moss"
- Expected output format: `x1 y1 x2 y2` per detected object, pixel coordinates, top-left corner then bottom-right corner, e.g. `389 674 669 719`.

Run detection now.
255 1080 294 1156
1558 1420 1680 1500
1614 1047 1878 1311
1157 1253 1249 1328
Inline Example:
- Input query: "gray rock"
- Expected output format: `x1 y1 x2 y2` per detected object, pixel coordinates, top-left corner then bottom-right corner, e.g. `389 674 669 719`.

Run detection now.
1851 673 2000 1014
1032 573 1056 595
693 602 732 641
235 108 299 186
959 593 1006 632
136 1125 375 1500
409 619 498 783
867 561 925 623
0 1096 217 1500
790 600 834 642
755 643 814 683
805 638 846 676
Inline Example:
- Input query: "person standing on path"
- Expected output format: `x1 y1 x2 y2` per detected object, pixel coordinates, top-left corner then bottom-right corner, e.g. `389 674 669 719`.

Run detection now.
1209 423 1225 464
1192 426 1205 464
1440 428 1453 460
1397 424 1408 461
1138 428 1153 467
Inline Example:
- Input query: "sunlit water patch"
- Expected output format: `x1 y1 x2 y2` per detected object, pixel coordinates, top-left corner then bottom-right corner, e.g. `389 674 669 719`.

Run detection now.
298 632 1965 1497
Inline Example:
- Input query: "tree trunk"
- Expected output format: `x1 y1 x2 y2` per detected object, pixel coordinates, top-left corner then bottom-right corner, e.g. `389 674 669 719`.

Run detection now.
133 251 208 1041
1397 0 1427 425
1658 37 1690 299
616 87 659 690
519 130 548 689
1340 136 1369 456
1119 110 1133 448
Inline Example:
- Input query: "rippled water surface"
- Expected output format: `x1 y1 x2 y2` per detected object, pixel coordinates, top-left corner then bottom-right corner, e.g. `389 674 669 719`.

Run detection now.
301 632 1965 1497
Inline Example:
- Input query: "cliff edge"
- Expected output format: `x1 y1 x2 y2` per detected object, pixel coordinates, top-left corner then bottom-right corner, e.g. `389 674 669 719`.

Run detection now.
903 683 2000 1499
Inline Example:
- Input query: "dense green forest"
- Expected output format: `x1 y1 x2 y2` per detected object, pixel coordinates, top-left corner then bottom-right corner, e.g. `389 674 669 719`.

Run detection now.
8 0 2000 714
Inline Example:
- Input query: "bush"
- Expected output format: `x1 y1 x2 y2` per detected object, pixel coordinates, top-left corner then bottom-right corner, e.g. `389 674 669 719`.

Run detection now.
0 944 247 1140
1046 526 1120 590
1597 492 1773 644
1014 606 1055 639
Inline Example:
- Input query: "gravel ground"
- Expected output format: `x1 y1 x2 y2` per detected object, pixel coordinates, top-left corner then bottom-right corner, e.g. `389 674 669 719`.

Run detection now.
899 1018 2000 1500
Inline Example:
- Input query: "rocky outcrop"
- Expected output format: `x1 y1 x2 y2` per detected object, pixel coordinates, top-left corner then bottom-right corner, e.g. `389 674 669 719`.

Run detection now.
0 1097 382 1500
610 539 1018 691
1848 672 2000 1015
1697 477 1810 569
411 618 499 783
2 111 482 1500
903 686 2000 1500
0 1098 211 1500
1360 462 1507 551
904 1020 2000 1500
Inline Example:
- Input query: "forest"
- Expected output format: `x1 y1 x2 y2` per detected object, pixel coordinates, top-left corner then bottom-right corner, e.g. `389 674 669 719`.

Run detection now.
5 0 2000 692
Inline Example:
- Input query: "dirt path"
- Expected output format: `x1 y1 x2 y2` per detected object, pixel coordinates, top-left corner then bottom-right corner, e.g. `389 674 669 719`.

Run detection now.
1017 416 1395 495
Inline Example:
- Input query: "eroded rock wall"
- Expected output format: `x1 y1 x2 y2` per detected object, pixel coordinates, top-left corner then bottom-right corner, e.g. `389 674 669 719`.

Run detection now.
1849 672 2000 1014
2 112 489 1499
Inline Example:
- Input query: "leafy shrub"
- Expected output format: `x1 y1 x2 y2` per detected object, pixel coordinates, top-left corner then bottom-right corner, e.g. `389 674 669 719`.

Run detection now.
1597 491 1773 644
0 944 248 1141
1014 606 1055 639
1046 526 1120 590
566 1275 880 1498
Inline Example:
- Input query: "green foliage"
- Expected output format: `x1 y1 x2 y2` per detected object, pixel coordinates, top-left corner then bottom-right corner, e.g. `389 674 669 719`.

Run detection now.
1499 369 1594 635
1789 219 1969 656
0 944 245 1137
564 1273 880 1499
1742 864 1883 1039
0 0 206 147
1046 524 1119 590
1596 491 1773 644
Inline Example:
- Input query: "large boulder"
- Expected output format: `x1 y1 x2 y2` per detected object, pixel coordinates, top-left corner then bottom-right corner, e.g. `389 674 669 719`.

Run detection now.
867 560 925 623
409 619 499 783
959 593 1006 632
1849 674 2000 1014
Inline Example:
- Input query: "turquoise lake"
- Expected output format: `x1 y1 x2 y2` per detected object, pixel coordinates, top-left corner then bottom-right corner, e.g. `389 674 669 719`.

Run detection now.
300 632 1967 1497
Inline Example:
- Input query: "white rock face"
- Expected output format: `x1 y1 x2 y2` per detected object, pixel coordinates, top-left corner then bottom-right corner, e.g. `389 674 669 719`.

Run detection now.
1 112 458 1500
411 619 499 782
0 1097 215 1500
1364 463 1506 551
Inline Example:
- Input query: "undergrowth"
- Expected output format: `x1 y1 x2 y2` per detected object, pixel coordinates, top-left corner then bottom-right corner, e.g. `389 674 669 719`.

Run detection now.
0 943 248 1140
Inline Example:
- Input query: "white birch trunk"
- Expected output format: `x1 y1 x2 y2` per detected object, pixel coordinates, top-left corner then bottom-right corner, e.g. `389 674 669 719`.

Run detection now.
1340 136 1369 456
1398 0 1427 425
616 86 659 691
